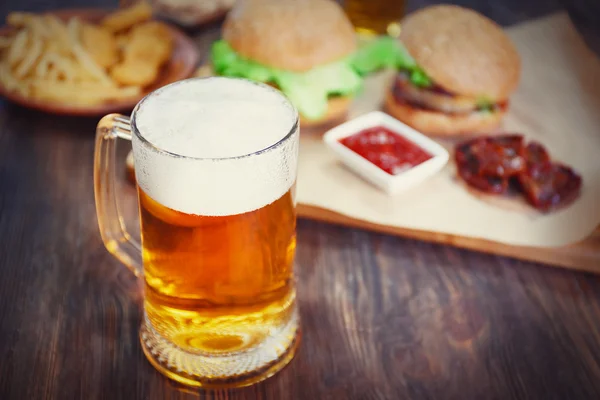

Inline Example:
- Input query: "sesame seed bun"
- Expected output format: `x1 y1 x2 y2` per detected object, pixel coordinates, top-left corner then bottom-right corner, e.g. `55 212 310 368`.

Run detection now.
384 91 505 136
223 0 357 72
399 5 520 101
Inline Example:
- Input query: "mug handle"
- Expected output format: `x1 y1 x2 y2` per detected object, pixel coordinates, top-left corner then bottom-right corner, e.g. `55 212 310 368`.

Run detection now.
94 114 143 277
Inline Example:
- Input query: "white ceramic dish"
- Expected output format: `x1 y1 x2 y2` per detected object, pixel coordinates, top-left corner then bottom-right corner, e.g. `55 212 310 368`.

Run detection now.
323 111 449 194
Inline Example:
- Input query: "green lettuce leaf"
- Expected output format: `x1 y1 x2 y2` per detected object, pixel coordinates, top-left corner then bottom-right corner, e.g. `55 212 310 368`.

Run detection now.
273 62 362 120
274 72 329 121
302 60 362 96
351 36 416 75
409 68 432 88
273 61 362 120
222 61 274 82
211 40 239 73
476 97 495 111
350 37 432 87
210 40 363 120
211 40 274 81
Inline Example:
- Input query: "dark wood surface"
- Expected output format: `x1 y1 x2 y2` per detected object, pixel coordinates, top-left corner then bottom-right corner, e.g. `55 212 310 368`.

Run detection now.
2 1 600 399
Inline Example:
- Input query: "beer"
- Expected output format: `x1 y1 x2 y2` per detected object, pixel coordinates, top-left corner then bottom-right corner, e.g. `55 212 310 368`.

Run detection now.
140 185 297 354
95 77 300 387
344 0 405 36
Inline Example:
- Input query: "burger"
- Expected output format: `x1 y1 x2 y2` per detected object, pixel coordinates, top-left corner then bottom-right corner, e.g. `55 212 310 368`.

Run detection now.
384 5 521 136
209 0 378 127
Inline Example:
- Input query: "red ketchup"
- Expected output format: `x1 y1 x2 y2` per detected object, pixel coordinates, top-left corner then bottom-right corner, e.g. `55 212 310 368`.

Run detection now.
339 126 433 175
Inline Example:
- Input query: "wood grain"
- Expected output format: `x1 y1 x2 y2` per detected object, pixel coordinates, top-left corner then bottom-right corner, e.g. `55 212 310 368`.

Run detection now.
1 0 600 399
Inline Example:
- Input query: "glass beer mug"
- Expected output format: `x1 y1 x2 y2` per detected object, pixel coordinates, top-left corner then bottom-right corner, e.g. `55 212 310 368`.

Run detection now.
344 0 405 36
94 77 300 388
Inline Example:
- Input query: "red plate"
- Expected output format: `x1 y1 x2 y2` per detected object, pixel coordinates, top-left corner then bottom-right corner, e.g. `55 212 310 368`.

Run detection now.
0 8 200 116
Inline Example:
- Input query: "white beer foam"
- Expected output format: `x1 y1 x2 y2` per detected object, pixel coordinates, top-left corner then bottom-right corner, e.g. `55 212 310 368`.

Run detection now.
132 77 298 216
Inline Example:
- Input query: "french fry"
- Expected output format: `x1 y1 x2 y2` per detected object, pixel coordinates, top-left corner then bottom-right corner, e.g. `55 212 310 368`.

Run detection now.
101 2 152 32
29 16 52 39
0 36 13 50
14 33 43 78
7 30 29 67
0 63 31 96
0 62 17 90
32 82 102 105
46 65 60 81
44 15 71 52
8 12 51 38
73 63 104 82
115 33 130 51
7 12 37 27
44 52 76 81
34 53 51 79
81 23 119 69
32 79 140 104
66 17 114 86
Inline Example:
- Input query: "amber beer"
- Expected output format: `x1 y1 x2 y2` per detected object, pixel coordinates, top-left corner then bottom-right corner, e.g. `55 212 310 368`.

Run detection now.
344 0 405 36
139 185 297 353
94 77 300 388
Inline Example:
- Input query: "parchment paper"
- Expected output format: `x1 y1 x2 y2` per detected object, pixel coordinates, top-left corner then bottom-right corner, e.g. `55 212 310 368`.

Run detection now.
297 13 600 247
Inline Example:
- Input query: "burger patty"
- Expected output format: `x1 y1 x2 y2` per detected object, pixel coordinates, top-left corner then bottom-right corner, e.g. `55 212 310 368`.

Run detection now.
392 73 504 115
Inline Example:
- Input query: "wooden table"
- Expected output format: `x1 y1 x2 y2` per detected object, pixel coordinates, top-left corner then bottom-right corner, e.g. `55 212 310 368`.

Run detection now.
2 0 600 399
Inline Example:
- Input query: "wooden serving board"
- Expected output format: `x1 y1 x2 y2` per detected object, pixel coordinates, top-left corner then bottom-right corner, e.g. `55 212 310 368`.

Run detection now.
297 205 600 273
